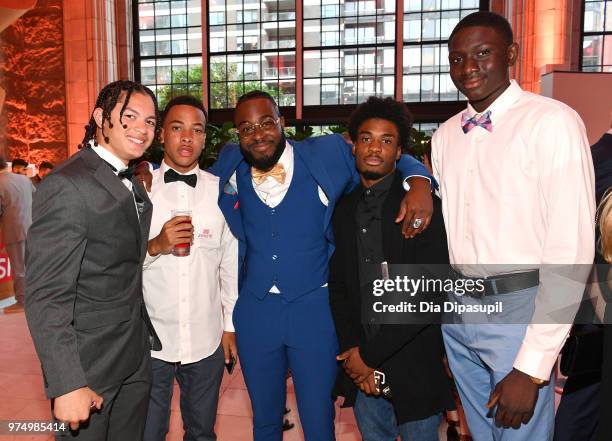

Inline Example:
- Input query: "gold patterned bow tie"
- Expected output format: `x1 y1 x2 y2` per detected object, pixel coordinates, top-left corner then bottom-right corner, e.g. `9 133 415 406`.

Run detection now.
251 163 286 185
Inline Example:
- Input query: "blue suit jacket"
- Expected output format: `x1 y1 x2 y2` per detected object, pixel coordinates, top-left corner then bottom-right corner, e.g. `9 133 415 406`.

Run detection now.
208 134 433 279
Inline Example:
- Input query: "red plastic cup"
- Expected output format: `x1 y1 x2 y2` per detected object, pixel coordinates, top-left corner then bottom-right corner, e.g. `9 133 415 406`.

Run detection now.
171 209 192 257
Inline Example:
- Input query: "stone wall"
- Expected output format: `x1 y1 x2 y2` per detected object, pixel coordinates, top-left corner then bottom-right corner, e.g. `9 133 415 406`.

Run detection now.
0 0 67 166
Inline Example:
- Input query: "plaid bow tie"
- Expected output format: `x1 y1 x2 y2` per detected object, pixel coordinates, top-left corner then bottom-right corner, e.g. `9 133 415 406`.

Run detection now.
252 163 286 185
461 111 493 133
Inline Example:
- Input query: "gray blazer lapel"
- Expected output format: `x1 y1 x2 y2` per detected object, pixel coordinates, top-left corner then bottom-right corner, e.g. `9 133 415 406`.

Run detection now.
81 148 142 249
132 178 152 260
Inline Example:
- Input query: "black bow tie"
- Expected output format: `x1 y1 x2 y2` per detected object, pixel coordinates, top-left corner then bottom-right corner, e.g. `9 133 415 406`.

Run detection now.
164 168 197 187
102 159 134 180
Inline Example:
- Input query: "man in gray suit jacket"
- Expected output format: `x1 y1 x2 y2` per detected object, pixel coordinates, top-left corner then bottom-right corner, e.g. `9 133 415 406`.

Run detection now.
25 80 161 440
0 154 33 313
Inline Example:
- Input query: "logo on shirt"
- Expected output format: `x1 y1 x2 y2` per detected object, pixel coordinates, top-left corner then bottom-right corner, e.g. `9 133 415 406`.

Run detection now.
199 228 213 239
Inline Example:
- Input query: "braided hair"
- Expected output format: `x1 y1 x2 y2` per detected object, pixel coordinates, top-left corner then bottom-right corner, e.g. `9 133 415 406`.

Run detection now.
79 80 161 149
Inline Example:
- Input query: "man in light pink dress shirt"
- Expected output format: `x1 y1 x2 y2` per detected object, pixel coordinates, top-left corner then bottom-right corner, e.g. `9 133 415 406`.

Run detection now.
432 12 595 441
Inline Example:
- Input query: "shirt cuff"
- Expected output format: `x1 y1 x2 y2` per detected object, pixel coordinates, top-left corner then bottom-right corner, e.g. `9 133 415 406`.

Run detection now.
223 312 235 333
143 250 161 269
402 175 432 192
513 323 572 380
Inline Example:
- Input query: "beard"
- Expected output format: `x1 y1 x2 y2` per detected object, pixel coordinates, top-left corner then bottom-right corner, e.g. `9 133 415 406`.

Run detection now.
240 132 286 171
361 170 386 181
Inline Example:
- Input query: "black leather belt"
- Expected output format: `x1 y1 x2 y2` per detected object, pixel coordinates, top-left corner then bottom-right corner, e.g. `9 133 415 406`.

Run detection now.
450 268 540 297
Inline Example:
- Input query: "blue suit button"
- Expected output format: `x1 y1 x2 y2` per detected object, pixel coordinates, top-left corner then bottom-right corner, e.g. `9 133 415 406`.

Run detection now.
272 255 278 260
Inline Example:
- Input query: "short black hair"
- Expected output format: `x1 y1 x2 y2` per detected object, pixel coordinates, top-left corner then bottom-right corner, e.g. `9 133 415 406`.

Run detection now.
162 95 208 126
39 161 54 170
235 90 280 118
348 96 413 151
11 158 28 168
80 80 160 149
448 11 514 47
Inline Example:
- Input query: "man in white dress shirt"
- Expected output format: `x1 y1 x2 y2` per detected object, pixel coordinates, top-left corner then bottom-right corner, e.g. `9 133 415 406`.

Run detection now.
142 96 238 441
432 12 595 440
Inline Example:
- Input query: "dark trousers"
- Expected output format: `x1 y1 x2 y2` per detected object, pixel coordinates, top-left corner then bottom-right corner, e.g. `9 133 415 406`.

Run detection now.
554 380 600 441
56 350 152 441
143 345 224 441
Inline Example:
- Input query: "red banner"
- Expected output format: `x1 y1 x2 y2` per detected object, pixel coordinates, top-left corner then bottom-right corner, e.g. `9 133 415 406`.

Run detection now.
0 231 14 300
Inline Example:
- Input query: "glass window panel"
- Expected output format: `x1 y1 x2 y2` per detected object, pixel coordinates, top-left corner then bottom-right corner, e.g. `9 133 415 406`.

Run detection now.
404 14 421 41
461 0 479 7
420 73 436 101
344 1 358 16
155 3 171 28
381 48 395 74
403 74 420 102
440 10 460 39
210 56 227 81
227 55 243 80
422 12 440 40
422 0 440 11
321 78 339 104
381 16 395 43
405 0 422 12
321 49 340 76
439 72 458 100
279 80 296 105
584 2 605 32
359 0 376 15
304 20 322 46
342 78 358 104
304 50 322 76
141 66 156 84
171 59 188 83
304 78 321 105
421 45 438 73
382 0 395 14
607 1 612 31
139 3 154 29
404 46 421 73
441 0 460 8
357 77 375 102
304 0 321 19
583 35 603 66
187 0 201 25
188 27 202 52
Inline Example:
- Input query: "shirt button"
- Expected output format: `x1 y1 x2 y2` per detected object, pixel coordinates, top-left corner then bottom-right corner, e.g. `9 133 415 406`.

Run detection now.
362 228 367 233
271 209 276 214
365 258 371 263
366 189 371 195
272 255 278 260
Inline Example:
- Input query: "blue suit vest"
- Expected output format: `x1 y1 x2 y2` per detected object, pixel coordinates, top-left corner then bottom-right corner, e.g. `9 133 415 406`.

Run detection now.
236 153 328 300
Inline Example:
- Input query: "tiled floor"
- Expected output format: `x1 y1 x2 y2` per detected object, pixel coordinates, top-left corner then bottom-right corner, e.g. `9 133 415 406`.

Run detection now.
0 302 365 441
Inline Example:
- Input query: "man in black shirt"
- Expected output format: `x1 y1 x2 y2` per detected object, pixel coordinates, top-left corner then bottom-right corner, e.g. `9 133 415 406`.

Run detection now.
329 96 453 440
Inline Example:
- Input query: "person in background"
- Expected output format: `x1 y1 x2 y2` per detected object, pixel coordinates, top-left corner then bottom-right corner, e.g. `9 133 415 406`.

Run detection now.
142 95 238 441
31 161 54 187
0 153 33 313
11 158 28 175
554 116 612 441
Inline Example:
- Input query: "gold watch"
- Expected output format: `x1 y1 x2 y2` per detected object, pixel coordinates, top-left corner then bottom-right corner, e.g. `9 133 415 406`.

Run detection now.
529 376 545 386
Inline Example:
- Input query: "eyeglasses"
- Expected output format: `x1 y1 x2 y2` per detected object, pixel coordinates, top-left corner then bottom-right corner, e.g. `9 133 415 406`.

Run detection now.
234 117 280 138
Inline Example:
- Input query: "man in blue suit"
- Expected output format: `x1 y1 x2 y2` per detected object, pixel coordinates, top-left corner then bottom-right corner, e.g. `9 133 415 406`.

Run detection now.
209 91 433 441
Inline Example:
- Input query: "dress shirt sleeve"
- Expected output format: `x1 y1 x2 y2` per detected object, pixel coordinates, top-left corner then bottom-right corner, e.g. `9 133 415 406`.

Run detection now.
143 250 161 269
219 218 239 332
513 108 596 380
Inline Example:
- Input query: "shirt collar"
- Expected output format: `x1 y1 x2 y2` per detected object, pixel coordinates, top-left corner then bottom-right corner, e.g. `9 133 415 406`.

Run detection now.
466 79 523 125
277 141 293 172
160 160 199 177
90 141 128 173
607 128 612 136
359 170 396 196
